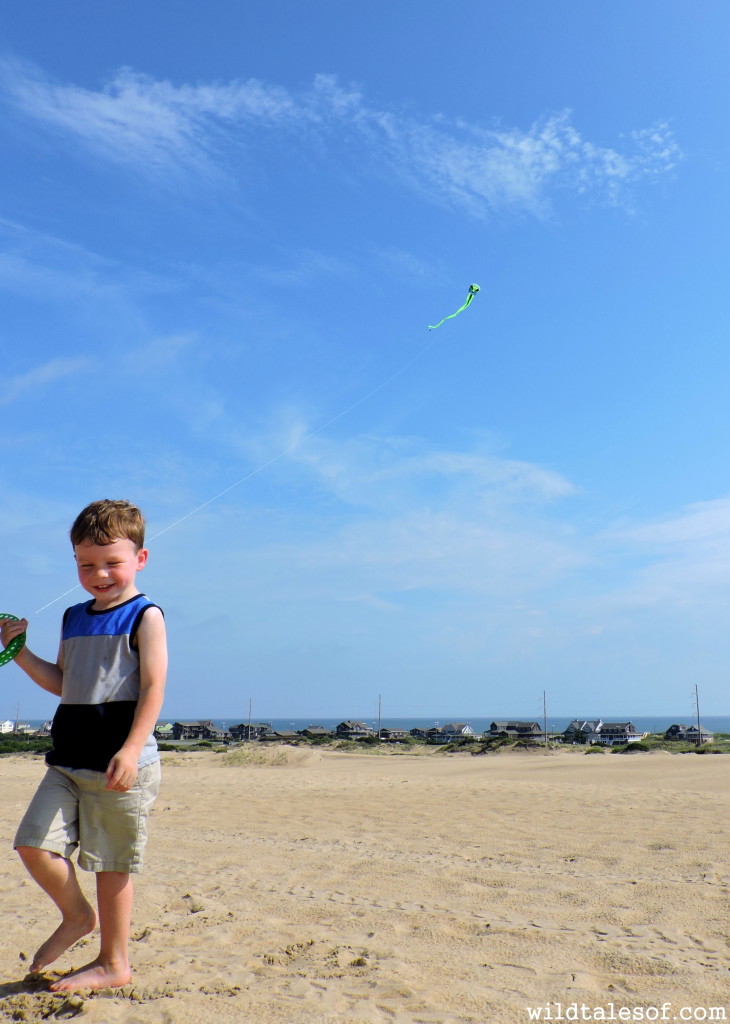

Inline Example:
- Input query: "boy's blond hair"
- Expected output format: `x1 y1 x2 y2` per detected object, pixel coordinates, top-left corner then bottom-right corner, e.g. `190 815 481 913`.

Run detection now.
70 499 146 551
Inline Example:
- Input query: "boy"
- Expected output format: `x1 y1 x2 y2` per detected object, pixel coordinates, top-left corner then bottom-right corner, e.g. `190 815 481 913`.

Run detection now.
0 499 167 992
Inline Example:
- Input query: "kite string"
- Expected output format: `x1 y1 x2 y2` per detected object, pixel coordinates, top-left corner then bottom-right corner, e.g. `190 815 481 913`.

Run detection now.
34 329 445 615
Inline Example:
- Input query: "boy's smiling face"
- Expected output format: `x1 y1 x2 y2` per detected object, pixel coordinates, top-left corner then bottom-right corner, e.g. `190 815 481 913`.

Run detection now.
74 538 148 610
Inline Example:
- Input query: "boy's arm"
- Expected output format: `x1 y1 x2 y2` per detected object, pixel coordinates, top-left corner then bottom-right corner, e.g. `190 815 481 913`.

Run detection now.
105 607 167 792
0 618 63 696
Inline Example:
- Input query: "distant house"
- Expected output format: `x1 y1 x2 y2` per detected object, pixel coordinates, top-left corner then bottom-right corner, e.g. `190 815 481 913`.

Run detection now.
489 721 541 740
260 729 300 742
595 722 643 745
229 722 271 741
563 720 603 744
154 722 174 741
172 720 227 742
336 720 375 740
380 728 409 741
442 723 477 741
298 726 334 740
0 720 34 735
409 728 429 740
427 723 477 744
665 723 714 744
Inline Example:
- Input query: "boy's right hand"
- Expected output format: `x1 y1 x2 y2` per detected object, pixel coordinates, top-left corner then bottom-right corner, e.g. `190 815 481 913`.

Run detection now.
0 617 28 648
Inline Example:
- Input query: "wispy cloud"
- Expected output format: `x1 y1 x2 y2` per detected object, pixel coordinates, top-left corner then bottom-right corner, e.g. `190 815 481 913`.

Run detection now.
250 248 354 287
602 498 730 608
373 248 441 282
279 431 577 510
197 425 588 607
0 58 304 180
388 111 681 215
0 58 682 214
610 497 730 548
0 356 88 406
195 424 729 636
0 217 172 302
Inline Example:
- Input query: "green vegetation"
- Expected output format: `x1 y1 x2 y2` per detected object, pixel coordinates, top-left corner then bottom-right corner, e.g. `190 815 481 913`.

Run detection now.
607 733 730 755
0 735 52 756
159 729 730 757
611 740 652 753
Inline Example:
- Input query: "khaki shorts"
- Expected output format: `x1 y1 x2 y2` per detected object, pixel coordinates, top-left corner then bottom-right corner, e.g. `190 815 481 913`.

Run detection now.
14 761 161 874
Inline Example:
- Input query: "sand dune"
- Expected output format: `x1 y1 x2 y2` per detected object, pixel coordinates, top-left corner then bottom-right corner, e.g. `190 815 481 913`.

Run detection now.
0 747 728 1022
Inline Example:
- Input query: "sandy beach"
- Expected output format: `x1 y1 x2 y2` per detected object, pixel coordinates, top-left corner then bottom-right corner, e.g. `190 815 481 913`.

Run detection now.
0 745 727 1023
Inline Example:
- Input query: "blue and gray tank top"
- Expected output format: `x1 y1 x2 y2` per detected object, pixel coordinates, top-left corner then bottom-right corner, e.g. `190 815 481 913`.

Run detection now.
47 593 161 773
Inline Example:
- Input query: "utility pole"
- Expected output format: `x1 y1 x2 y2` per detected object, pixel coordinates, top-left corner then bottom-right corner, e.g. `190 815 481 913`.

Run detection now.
377 694 382 740
542 690 548 746
693 685 702 746
247 697 252 742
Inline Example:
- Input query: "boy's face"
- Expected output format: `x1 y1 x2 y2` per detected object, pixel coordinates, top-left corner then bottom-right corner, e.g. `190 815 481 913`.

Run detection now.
74 538 148 610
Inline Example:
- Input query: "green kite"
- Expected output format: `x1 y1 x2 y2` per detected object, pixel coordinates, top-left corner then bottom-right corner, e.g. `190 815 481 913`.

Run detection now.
429 283 480 330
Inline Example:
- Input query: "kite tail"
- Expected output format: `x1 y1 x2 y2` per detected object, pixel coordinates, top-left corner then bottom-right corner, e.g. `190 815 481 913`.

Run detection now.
429 283 480 330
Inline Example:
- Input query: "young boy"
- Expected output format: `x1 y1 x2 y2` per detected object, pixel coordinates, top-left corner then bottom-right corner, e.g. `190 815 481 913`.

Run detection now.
0 499 167 992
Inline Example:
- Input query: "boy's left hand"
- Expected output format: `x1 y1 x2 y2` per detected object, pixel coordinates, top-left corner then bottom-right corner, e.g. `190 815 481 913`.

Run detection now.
105 748 139 791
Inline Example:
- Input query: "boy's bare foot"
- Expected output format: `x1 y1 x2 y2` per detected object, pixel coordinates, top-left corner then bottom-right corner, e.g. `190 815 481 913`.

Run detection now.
30 905 97 973
49 957 131 992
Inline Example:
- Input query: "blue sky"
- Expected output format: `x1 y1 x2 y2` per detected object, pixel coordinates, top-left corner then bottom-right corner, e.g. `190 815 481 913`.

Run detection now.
2 1 730 721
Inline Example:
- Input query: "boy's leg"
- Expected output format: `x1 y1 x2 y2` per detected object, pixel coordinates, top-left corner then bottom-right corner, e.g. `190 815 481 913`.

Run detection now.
15 766 96 972
50 761 160 990
16 847 96 972
50 871 133 992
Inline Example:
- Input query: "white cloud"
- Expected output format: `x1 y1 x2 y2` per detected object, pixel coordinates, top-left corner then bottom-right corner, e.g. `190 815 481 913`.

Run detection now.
0 218 172 303
392 111 681 215
373 248 441 282
191 426 729 640
601 498 730 608
272 508 586 599
184 426 589 608
274 430 577 511
0 357 88 406
1 59 303 179
250 249 354 287
610 497 730 548
0 58 682 213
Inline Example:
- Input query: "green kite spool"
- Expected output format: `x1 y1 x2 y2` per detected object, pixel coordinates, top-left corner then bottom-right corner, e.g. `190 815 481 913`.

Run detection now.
0 614 26 667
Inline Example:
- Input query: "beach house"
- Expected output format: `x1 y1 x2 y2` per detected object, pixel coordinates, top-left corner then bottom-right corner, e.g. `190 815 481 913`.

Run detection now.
379 728 409 741
298 726 334 740
488 721 542 740
594 722 643 745
563 720 603 743
665 723 713 744
229 722 271 741
426 723 477 743
336 720 375 740
172 720 228 742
